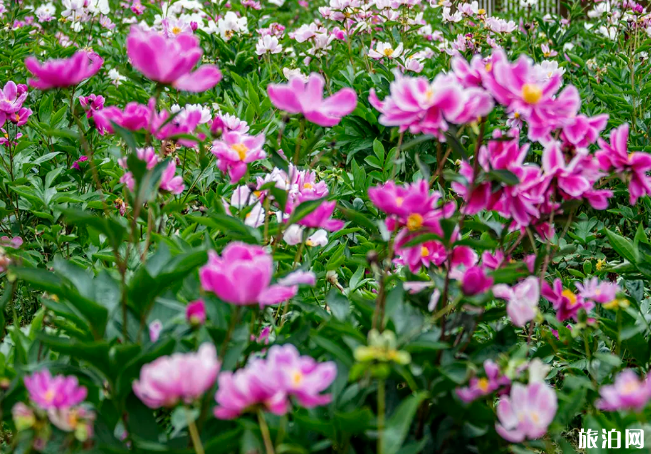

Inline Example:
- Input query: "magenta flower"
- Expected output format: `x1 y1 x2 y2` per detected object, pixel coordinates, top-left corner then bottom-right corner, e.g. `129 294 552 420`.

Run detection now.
596 123 651 205
575 277 619 304
268 73 357 127
79 94 105 118
199 242 297 307
561 113 608 148
277 270 317 287
186 299 206 326
0 236 23 248
126 26 222 92
133 343 220 408
461 266 493 296
394 231 448 273
541 279 593 321
159 161 185 194
71 155 88 170
542 141 594 199
492 276 540 327
119 147 159 190
211 131 266 183
297 201 344 231
149 320 162 342
495 382 557 442
24 370 87 410
25 51 103 90
368 180 442 224
456 360 510 402
0 81 28 125
596 369 651 412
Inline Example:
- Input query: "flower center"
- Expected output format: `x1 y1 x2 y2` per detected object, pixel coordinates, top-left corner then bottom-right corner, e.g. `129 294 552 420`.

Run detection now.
396 197 404 207
623 380 640 395
514 112 520 119
477 377 489 392
171 26 182 35
421 246 429 257
530 411 540 424
522 83 543 104
407 213 424 231
383 47 394 57
291 370 303 386
478 8 486 13
304 182 313 189
231 143 249 160
485 63 492 72
14 113 20 121
306 239 314 247
44 389 55 403
561 289 577 306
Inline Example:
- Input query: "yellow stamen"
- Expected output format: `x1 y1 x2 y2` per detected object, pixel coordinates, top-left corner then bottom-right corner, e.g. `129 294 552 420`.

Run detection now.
478 8 486 14
522 83 543 104
622 380 640 394
171 26 182 35
485 63 492 72
44 390 55 402
306 239 314 247
562 289 577 306
383 47 394 57
407 213 424 231
396 197 404 207
303 182 313 189
231 143 249 160
477 378 489 392
291 370 303 386
514 112 520 119
421 246 429 257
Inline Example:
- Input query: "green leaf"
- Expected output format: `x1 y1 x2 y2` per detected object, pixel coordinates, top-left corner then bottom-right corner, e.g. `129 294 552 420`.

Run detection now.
383 391 428 454
605 228 638 263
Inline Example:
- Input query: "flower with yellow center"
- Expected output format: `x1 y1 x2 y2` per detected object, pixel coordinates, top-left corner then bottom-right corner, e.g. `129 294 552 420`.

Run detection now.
395 197 404 207
522 83 543 104
513 112 520 119
14 113 20 121
306 239 314 247
44 389 55 403
562 289 577 306
291 370 304 387
596 258 606 271
603 298 630 310
407 213 424 231
622 380 640 395
171 26 182 35
421 246 429 257
383 47 394 57
477 378 490 392
485 63 492 72
303 182 313 189
231 143 249 161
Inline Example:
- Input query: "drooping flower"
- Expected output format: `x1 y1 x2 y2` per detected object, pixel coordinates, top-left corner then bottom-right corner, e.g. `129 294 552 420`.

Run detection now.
211 131 266 183
596 369 651 412
133 343 220 408
24 370 88 410
456 360 510 402
159 161 185 194
461 266 494 296
268 73 357 127
492 276 540 327
186 299 206 326
199 242 297 307
126 26 222 92
495 382 558 442
25 50 103 90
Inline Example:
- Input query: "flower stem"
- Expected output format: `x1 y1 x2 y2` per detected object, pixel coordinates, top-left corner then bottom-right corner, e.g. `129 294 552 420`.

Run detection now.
186 407 205 454
257 409 275 454
377 379 386 454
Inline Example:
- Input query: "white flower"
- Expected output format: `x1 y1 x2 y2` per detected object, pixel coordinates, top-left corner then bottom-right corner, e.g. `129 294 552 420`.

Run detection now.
244 203 265 228
306 229 328 247
283 225 305 245
283 67 308 82
442 7 462 22
256 35 283 55
519 0 537 7
269 0 285 5
35 2 56 21
534 60 565 82
368 41 403 60
217 11 247 40
87 0 110 15
599 25 617 40
172 103 212 124
108 68 126 86
587 2 610 17
230 185 255 208
527 359 551 384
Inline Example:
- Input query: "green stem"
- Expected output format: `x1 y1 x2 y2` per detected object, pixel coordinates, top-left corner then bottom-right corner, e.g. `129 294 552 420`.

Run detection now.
257 409 275 454
186 407 205 454
377 379 386 454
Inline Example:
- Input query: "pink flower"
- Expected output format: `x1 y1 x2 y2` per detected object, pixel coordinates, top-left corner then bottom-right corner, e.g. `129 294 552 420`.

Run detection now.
159 161 185 194
0 81 28 125
492 276 540 327
213 344 336 419
212 131 266 183
149 320 162 342
596 123 651 205
79 94 105 118
542 279 593 321
25 51 103 90
126 26 222 92
495 382 557 442
119 147 159 190
368 180 441 221
93 102 151 135
133 343 220 408
596 369 651 412
575 277 619 304
297 201 344 231
277 270 317 286
0 236 23 248
542 141 593 199
71 155 88 170
186 299 206 326
268 73 357 127
199 242 297 307
24 370 87 410
461 266 493 296
456 360 510 402
561 114 608 148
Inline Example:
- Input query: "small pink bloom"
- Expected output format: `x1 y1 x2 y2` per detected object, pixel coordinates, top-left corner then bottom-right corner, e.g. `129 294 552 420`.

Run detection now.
186 299 206 326
25 50 103 90
277 270 317 287
597 369 651 412
268 73 357 127
456 360 510 402
461 266 493 296
211 131 266 183
149 320 162 342
542 279 593 321
24 370 87 410
133 343 220 408
159 161 185 195
297 201 344 231
492 276 540 327
575 277 619 304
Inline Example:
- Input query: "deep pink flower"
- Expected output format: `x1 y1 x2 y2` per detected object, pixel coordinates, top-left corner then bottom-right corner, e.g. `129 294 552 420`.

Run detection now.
119 147 159 190
0 81 28 125
542 141 592 198
79 94 105 118
133 343 220 408
211 131 266 183
561 113 608 148
461 266 493 295
199 242 297 307
9 107 32 126
542 278 593 321
495 382 557 442
596 369 651 412
297 201 344 231
24 370 87 410
159 161 184 194
456 360 510 402
268 73 357 127
93 102 151 135
126 26 222 92
596 123 651 205
25 50 103 90
186 299 206 326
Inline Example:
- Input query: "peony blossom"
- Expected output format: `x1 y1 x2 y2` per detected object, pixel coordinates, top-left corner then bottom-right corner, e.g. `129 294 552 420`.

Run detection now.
456 360 510 402
133 343 220 408
461 266 493 296
211 131 266 183
24 370 88 410
542 279 593 321
268 73 357 127
297 201 344 231
186 299 206 326
25 50 103 90
596 369 651 412
495 382 557 442
492 277 540 327
199 242 297 307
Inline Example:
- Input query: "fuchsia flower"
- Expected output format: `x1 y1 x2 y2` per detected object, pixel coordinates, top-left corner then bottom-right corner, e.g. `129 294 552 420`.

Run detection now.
297 201 344 231
133 343 220 408
596 123 651 205
561 113 608 148
126 26 222 92
93 102 151 135
461 266 493 296
575 277 619 304
542 279 593 321
25 51 103 90
0 236 23 248
277 270 317 286
456 360 510 402
495 382 558 442
492 276 540 327
542 141 595 199
24 370 87 410
596 369 651 412
211 131 266 183
71 155 88 170
0 81 28 125
79 94 105 118
159 161 185 194
186 299 206 326
199 242 297 307
268 73 357 127
119 147 158 190
214 344 336 419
